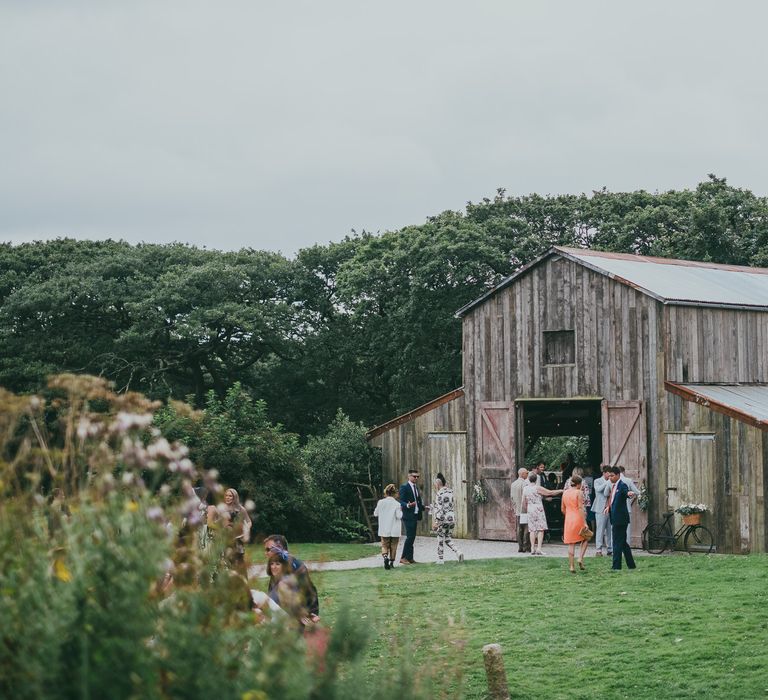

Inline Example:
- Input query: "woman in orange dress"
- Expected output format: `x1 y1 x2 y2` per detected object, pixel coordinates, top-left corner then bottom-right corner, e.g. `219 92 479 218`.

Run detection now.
561 474 589 573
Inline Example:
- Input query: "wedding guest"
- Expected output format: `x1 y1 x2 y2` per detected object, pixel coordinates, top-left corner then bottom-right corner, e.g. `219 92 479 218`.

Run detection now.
398 469 424 564
430 472 464 564
564 468 592 515
561 474 590 573
264 535 320 625
619 466 641 544
510 468 530 552
605 467 637 571
373 483 402 569
591 466 613 556
221 488 252 573
522 473 563 555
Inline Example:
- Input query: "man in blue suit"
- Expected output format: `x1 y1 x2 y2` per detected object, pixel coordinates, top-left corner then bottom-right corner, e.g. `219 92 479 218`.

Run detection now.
605 466 637 570
399 469 424 564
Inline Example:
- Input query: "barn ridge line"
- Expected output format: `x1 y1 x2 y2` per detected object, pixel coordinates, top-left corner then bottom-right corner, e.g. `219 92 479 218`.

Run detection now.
455 246 768 318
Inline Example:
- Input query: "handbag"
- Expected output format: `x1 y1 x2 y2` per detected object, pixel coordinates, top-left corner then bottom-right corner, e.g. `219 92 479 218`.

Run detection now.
578 525 594 540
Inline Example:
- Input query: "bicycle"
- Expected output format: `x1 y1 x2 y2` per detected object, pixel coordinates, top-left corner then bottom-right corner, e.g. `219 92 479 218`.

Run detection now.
643 511 715 554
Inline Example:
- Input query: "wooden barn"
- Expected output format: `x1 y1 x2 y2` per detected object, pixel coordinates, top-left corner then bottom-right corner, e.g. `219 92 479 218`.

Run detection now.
368 246 768 553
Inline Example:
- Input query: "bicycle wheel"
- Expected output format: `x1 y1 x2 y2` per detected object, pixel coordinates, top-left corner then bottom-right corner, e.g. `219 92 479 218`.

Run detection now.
645 524 671 554
684 525 714 554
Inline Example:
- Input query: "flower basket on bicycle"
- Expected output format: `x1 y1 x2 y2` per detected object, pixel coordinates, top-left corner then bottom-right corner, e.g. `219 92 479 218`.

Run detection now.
675 502 708 526
643 508 714 554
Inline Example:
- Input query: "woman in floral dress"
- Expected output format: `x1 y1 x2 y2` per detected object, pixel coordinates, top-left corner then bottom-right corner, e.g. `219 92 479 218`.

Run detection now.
522 472 563 555
430 473 464 564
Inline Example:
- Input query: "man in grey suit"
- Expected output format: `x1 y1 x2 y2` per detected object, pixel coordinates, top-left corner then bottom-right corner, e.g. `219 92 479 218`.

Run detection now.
619 466 641 544
591 466 613 556
510 467 529 552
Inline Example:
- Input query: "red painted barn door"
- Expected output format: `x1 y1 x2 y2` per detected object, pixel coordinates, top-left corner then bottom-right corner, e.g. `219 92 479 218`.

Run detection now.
601 400 648 547
477 401 516 540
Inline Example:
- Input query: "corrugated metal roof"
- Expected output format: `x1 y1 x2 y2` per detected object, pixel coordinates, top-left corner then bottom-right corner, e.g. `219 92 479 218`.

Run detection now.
455 247 768 317
564 248 768 308
666 382 768 430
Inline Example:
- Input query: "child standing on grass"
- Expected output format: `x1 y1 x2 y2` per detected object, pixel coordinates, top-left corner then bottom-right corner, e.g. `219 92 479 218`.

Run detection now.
373 483 402 569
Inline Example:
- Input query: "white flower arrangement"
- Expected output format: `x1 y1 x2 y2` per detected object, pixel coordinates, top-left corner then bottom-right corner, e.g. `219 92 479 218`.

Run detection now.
675 503 708 515
472 480 488 504
637 484 649 511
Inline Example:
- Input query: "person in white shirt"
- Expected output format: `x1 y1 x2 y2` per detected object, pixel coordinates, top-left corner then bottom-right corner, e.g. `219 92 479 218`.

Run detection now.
373 483 403 569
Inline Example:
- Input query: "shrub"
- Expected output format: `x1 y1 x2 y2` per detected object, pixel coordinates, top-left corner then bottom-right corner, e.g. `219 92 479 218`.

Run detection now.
0 375 444 699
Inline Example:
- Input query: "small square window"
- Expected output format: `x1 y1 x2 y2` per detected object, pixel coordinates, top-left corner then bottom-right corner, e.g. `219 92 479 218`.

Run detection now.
543 330 575 365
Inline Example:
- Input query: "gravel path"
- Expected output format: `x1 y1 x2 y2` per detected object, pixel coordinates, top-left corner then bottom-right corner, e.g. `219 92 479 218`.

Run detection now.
250 536 650 576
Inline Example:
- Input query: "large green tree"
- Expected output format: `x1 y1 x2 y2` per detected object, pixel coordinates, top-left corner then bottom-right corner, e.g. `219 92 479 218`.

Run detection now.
3 175 768 435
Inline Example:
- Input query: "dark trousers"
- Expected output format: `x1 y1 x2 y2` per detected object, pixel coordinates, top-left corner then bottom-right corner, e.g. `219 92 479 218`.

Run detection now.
402 519 417 561
611 522 636 570
517 517 530 552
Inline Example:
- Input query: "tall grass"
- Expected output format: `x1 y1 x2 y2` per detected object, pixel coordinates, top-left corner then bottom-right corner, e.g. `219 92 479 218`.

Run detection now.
0 376 463 699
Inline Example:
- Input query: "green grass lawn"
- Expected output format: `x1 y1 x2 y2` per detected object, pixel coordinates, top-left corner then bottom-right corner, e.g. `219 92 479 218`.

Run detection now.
248 540 377 563
296 554 768 699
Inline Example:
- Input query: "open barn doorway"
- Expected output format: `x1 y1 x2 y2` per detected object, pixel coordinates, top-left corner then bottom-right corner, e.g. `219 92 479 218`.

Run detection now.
518 399 603 473
516 399 603 541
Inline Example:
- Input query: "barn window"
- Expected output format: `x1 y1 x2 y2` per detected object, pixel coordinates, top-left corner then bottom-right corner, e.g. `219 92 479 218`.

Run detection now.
543 329 575 365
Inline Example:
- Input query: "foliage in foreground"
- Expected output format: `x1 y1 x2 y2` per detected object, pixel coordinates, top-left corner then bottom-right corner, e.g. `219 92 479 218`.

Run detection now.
0 377 457 699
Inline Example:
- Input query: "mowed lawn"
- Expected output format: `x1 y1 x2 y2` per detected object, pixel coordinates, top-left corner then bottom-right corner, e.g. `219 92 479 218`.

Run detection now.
300 554 768 699
248 541 376 563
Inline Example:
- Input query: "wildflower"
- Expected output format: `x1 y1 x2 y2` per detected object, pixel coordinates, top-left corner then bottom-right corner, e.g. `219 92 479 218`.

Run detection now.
177 458 194 477
53 557 72 582
147 438 172 460
112 412 153 434
147 506 165 523
77 418 91 440
126 500 139 513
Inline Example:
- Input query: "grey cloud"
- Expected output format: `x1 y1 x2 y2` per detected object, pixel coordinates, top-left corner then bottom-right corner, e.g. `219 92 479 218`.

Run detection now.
1 1 767 255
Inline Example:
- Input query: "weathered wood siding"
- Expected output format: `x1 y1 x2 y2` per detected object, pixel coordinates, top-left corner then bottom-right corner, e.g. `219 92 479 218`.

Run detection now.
369 395 468 537
462 255 666 529
664 306 768 384
666 396 767 553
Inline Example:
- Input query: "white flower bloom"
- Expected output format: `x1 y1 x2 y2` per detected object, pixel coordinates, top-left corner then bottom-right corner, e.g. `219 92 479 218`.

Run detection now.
147 506 165 522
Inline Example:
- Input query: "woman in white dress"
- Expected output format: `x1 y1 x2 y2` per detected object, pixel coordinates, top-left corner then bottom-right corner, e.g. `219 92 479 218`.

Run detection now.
373 483 403 569
522 472 563 555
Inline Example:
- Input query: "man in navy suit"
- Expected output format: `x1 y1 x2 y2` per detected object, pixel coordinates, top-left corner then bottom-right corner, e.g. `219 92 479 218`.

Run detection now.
605 466 637 570
399 469 424 564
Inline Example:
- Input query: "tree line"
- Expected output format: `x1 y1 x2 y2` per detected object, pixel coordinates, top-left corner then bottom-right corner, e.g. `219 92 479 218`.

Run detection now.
2 175 767 537
2 175 767 436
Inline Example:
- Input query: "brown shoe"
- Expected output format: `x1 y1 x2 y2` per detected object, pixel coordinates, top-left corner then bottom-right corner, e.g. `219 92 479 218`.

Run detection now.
399 558 410 565
409 559 419 564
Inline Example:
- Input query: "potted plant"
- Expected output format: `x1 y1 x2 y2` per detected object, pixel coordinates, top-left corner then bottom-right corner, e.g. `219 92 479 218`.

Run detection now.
675 503 708 525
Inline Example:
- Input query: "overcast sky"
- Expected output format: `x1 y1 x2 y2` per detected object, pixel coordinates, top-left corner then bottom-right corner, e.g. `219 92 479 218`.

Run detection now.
2 1 767 256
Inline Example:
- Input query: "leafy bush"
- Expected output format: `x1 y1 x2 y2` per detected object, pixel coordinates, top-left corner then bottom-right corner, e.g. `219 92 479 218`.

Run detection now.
0 376 445 699
303 409 381 505
155 384 327 541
